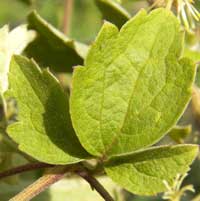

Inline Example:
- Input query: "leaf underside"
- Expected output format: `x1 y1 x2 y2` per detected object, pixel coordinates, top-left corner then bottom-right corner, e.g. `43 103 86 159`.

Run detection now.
95 0 131 28
25 11 88 72
105 145 198 195
70 8 195 158
6 55 89 164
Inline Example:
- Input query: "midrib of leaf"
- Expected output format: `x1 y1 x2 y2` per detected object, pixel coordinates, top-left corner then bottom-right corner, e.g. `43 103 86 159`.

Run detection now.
100 15 174 158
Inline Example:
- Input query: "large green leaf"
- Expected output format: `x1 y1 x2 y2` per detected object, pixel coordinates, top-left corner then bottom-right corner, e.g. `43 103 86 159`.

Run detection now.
105 145 198 195
0 25 35 94
6 55 89 164
25 11 88 72
95 0 131 28
70 8 195 158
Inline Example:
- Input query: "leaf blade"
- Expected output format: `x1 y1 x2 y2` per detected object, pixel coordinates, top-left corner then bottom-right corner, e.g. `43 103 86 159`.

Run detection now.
25 11 89 72
105 145 199 195
95 0 131 28
6 55 89 164
70 8 196 157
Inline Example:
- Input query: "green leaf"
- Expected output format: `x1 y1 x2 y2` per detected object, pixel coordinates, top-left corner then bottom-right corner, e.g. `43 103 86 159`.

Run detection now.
70 8 195 157
95 0 131 28
0 25 35 94
6 55 89 164
25 11 89 72
168 125 191 143
105 145 198 195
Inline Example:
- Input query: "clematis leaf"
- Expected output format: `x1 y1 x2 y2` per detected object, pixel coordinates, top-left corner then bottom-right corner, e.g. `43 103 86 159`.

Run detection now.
105 145 198 195
95 0 130 28
70 8 195 157
6 55 89 164
25 11 89 72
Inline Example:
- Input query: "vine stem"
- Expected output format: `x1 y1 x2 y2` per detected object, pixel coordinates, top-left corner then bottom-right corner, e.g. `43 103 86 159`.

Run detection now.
2 162 114 201
0 162 54 180
166 0 174 10
76 169 114 201
63 0 74 34
9 165 73 201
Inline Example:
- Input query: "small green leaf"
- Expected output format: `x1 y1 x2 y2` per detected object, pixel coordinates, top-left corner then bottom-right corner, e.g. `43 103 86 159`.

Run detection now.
25 11 89 72
70 9 195 157
0 25 35 94
105 145 198 195
168 125 191 143
95 0 131 28
6 55 89 164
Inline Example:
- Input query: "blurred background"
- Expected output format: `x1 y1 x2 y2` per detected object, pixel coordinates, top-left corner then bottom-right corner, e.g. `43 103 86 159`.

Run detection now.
0 0 200 200
0 0 149 43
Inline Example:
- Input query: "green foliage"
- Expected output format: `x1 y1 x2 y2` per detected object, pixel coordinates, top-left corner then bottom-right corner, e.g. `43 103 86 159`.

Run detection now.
6 55 89 164
95 0 130 28
70 8 195 158
0 2 199 200
25 11 88 72
105 145 198 195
